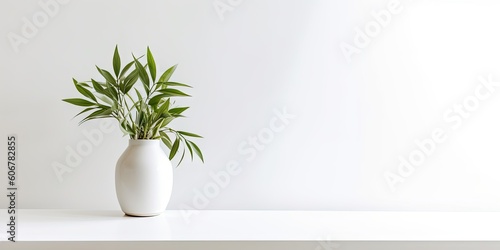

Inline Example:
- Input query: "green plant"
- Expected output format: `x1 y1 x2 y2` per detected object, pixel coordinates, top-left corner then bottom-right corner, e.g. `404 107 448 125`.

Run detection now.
63 46 204 166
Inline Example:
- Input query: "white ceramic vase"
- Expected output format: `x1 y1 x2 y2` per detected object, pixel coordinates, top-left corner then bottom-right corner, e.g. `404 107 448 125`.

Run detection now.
115 139 173 216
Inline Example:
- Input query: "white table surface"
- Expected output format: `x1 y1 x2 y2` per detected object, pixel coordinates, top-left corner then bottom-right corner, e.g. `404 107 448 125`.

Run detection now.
1 210 500 241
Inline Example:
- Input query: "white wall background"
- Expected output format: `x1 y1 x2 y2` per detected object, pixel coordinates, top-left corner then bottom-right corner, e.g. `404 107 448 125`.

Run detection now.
2 0 500 212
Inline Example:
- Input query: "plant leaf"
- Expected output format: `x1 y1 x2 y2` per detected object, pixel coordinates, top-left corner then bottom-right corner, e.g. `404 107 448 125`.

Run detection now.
105 83 119 101
157 88 191 97
169 137 180 160
160 116 174 126
155 98 171 118
160 131 172 149
97 94 114 107
148 94 167 106
134 88 143 101
96 66 116 85
113 45 121 77
136 110 144 126
123 69 139 94
147 47 157 82
79 108 113 125
185 140 194 160
72 107 96 119
158 81 192 88
91 79 106 94
176 149 186 167
120 120 135 135
63 98 96 107
74 79 97 102
178 131 203 138
188 140 204 163
158 64 177 83
74 78 91 88
133 55 150 89
119 60 133 78
79 82 91 88
169 107 189 116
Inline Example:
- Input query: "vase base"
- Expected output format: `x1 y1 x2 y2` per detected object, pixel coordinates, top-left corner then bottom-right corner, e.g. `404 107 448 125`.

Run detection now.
124 211 164 217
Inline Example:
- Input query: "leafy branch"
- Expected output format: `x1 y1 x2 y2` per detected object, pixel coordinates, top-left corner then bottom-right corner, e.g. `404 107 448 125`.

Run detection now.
63 46 204 166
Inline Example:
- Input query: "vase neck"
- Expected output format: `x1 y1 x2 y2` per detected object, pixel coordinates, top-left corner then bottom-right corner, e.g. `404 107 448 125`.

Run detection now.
129 139 160 146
